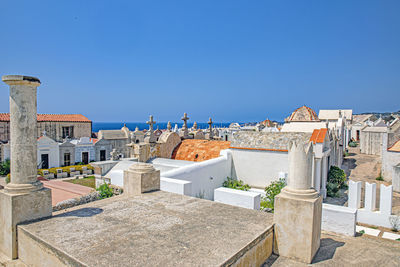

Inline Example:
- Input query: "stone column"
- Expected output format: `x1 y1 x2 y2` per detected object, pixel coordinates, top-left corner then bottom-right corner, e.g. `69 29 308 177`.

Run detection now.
4 75 42 193
123 163 160 196
321 156 328 198
0 75 52 259
274 140 322 264
314 158 322 193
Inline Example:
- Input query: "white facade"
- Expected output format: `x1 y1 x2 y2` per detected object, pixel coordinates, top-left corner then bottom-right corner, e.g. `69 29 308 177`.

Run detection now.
37 135 60 168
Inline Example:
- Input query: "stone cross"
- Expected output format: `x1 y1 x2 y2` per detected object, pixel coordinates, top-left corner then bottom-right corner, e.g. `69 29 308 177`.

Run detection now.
208 118 214 139
181 113 189 129
110 148 119 161
146 115 156 132
167 121 172 131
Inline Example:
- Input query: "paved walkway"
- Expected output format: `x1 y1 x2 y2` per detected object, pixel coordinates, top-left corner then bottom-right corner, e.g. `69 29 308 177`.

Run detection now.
264 232 400 266
342 147 400 214
40 179 94 206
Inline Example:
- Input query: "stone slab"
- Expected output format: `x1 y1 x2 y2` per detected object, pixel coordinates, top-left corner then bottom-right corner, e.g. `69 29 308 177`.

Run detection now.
382 232 400 240
18 191 274 266
356 225 380 237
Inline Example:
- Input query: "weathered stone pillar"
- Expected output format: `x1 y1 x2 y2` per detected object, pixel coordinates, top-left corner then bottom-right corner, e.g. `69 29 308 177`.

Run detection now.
0 75 52 259
274 140 322 264
314 158 322 193
123 163 160 196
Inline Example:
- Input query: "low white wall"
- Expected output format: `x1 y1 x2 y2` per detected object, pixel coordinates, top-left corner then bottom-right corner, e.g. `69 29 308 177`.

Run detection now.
214 187 261 210
161 150 232 200
322 204 357 236
230 148 288 188
160 177 192 196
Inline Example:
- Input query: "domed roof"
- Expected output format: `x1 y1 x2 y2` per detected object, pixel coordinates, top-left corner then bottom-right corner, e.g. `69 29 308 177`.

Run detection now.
286 106 319 122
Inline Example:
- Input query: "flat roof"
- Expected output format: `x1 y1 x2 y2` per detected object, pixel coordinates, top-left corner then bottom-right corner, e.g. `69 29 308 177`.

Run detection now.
19 191 273 266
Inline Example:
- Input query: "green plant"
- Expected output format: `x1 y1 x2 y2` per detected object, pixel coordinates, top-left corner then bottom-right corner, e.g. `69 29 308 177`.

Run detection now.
376 172 384 181
0 159 10 176
5 174 10 184
96 183 113 199
223 177 250 191
359 230 365 234
328 166 347 187
349 141 358 147
261 178 286 212
327 182 340 198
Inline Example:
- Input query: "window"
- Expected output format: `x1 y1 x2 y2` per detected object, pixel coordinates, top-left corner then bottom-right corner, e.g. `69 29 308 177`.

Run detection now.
62 126 74 139
64 153 71 166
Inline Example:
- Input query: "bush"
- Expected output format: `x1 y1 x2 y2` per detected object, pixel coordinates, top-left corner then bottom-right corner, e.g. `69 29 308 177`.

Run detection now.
223 177 250 191
261 178 286 212
328 166 346 188
97 183 113 199
327 166 347 197
0 159 10 176
349 141 358 147
38 164 94 176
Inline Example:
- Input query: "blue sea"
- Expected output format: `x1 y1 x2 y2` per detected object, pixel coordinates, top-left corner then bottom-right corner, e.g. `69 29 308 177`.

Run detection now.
92 122 232 132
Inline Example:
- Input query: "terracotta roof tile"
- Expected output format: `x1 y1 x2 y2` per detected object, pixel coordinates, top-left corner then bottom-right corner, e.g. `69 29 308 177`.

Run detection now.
171 139 231 162
0 113 91 122
388 139 400 152
310 128 328 144
286 106 319 122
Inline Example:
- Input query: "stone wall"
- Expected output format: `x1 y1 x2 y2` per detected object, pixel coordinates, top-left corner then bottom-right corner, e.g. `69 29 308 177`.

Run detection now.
360 131 384 155
37 121 91 142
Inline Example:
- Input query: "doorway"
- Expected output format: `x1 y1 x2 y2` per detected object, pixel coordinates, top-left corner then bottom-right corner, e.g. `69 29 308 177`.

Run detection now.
100 150 106 161
82 152 89 164
41 154 49 169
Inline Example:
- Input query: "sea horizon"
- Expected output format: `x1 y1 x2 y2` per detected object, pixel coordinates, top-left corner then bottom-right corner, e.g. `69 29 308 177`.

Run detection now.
92 122 233 132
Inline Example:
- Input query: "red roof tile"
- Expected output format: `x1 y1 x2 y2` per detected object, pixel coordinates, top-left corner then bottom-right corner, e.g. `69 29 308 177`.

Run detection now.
0 113 91 122
310 128 328 144
172 139 231 162
388 139 400 152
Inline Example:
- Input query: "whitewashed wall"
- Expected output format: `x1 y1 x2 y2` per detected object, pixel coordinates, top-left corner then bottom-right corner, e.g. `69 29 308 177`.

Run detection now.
160 177 192 196
348 180 396 228
230 148 288 188
214 187 261 210
161 150 232 200
322 204 357 236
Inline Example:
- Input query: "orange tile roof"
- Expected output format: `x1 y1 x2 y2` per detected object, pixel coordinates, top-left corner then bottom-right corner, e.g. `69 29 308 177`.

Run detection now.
309 128 328 144
172 139 231 162
388 139 400 152
0 113 91 122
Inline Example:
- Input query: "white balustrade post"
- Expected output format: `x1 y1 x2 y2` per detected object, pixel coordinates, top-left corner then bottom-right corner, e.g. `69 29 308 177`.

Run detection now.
379 185 393 215
348 180 362 209
365 182 377 211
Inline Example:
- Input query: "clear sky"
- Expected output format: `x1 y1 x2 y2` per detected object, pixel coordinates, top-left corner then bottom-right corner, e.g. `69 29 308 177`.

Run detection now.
0 0 399 123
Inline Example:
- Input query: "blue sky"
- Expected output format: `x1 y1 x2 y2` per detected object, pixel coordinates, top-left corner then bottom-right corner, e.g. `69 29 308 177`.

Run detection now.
0 0 399 122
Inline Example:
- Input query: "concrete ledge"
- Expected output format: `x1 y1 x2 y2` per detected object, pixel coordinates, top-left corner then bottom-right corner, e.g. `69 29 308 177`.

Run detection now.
214 187 261 210
160 177 192 195
322 204 357 236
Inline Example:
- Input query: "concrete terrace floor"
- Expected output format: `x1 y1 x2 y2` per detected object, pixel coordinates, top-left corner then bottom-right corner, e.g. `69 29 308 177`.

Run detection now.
18 191 274 266
264 231 400 266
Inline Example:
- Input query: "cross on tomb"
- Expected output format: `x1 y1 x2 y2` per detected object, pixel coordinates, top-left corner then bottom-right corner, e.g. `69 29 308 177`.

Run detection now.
181 113 189 129
193 122 198 130
208 118 214 139
167 121 172 131
146 115 156 132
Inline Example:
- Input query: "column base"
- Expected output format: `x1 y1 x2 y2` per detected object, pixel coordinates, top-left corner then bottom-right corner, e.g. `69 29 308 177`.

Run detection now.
0 188 52 259
4 181 43 194
274 191 322 264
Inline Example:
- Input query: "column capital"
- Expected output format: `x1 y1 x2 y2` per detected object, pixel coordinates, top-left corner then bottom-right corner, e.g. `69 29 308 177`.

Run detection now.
2 75 41 86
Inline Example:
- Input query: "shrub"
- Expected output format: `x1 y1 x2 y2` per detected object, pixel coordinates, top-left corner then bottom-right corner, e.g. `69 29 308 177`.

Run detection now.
97 183 113 199
261 178 286 212
38 164 94 176
349 141 358 147
376 173 384 181
223 177 250 191
327 166 347 197
389 216 400 232
328 166 346 188
0 159 10 176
